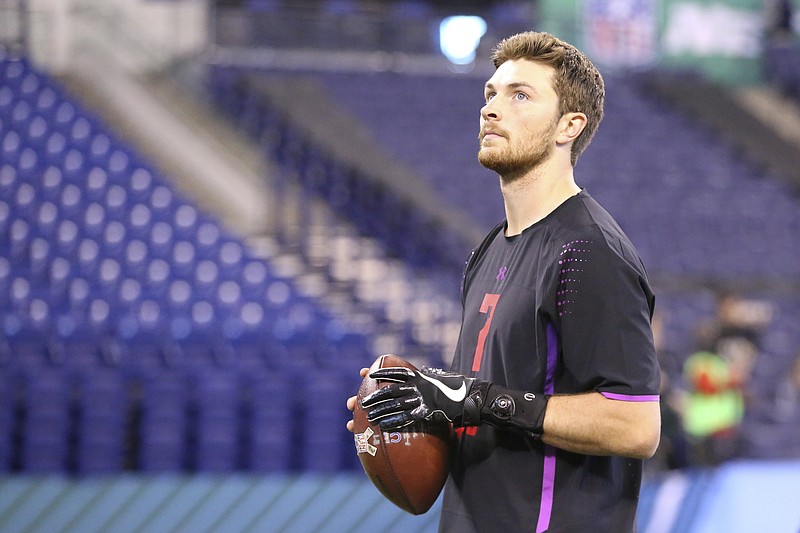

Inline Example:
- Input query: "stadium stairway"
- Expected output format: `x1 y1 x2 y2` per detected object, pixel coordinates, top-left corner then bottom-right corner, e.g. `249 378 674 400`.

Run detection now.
60 52 273 239
59 48 464 365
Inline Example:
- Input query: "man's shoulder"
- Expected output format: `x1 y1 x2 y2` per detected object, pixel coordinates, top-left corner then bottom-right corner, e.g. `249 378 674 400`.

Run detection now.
557 191 637 240
550 191 617 231
549 192 649 274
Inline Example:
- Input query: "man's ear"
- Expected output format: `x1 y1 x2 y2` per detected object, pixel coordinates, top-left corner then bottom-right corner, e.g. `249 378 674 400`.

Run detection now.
556 112 587 145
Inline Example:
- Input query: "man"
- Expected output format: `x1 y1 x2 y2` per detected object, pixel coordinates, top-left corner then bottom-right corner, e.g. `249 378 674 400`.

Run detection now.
347 31 660 532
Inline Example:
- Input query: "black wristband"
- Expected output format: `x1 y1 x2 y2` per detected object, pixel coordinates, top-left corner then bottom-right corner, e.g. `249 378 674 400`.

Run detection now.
480 384 549 438
458 381 549 439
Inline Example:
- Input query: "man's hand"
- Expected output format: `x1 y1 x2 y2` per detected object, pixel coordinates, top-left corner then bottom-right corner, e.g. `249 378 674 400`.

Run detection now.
345 367 369 433
361 367 475 430
357 365 549 438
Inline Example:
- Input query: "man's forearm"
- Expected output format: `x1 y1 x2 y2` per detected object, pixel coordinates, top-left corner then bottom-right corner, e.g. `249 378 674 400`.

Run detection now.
541 392 661 459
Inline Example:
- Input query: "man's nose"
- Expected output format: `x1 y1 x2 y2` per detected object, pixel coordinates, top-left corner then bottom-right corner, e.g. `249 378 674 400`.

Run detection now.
481 101 499 121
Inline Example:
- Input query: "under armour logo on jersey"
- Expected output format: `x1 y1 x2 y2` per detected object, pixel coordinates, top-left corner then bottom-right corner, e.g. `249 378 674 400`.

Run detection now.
496 266 508 281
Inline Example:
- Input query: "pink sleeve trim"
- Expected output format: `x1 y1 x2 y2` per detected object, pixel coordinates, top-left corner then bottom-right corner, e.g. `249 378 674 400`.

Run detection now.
600 391 660 402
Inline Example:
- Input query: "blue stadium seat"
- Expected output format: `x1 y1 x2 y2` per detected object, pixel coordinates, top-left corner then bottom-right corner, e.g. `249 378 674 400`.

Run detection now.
143 257 172 299
171 240 197 279
0 256 11 298
137 370 188 472
300 370 353 472
52 101 78 135
101 219 127 259
0 371 17 472
115 304 173 375
67 115 93 151
33 199 58 238
217 240 245 279
35 85 59 117
124 202 151 240
148 220 174 258
20 369 70 473
55 313 101 373
149 184 175 221
173 204 199 240
191 369 241 472
194 221 222 259
221 305 271 373
122 238 148 278
167 301 224 368
127 166 155 203
2 310 58 372
246 370 295 472
27 236 51 281
75 368 128 474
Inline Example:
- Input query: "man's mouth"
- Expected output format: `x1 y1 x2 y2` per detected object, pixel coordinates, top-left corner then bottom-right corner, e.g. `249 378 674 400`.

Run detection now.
480 129 505 142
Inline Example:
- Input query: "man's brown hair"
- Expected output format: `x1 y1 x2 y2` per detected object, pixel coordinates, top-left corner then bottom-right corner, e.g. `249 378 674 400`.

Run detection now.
491 31 605 166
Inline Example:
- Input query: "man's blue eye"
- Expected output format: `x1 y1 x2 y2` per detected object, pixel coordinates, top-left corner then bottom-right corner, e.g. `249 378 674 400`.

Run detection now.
515 93 528 101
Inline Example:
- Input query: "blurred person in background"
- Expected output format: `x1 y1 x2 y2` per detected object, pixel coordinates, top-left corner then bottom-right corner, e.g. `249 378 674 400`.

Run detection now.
682 293 769 465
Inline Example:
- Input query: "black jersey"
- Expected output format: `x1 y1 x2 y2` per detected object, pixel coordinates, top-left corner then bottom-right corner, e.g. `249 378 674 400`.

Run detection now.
440 190 660 533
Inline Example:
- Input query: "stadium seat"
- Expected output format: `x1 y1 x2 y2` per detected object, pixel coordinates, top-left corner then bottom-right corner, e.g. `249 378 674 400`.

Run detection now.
191 369 241 472
171 240 197 279
55 308 114 375
245 370 295 472
127 166 155 203
75 368 128 474
115 304 173 375
167 301 224 368
137 370 188 472
19 369 70 473
0 371 17 472
173 204 199 240
300 370 353 472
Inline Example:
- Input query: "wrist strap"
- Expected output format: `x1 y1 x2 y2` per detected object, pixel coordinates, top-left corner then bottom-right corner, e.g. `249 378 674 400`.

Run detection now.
460 381 549 438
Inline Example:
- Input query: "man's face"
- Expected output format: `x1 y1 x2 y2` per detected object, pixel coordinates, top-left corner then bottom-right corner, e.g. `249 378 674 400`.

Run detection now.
478 59 562 178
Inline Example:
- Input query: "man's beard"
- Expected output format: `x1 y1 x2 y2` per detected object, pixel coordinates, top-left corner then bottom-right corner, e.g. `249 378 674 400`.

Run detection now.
477 120 559 182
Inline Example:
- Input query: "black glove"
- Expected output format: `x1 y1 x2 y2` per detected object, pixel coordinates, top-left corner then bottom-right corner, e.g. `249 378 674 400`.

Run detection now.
361 367 474 429
361 366 549 438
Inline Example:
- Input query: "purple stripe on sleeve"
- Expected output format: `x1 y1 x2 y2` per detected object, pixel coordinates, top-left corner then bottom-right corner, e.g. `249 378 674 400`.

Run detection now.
535 323 560 533
544 323 558 396
536 446 557 533
600 391 660 402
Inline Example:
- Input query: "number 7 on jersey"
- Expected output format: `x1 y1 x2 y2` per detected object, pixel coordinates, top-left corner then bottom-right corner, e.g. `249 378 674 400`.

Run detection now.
472 293 500 372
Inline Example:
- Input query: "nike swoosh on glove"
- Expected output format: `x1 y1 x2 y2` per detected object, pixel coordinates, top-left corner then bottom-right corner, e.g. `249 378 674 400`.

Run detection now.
361 367 475 430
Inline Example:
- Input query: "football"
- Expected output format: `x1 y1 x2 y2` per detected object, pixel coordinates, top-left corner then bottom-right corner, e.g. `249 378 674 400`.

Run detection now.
353 354 454 515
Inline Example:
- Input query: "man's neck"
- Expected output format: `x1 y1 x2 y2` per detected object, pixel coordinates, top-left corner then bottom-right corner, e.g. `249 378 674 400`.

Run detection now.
500 161 580 236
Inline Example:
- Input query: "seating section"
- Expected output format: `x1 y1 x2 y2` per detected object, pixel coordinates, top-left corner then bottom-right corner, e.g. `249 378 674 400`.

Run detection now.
316 70 800 280
0 54 369 474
